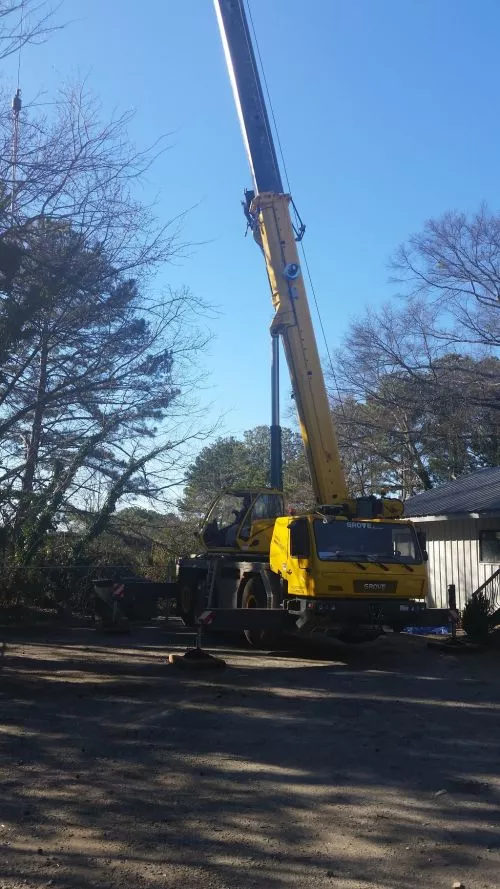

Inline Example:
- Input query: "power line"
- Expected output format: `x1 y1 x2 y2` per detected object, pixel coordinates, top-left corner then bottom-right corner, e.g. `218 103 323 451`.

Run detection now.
299 241 366 489
17 0 24 89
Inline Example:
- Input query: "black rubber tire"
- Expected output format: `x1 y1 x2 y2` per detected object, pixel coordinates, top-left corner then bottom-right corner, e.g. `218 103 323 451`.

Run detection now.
241 577 279 649
178 575 211 627
177 580 198 626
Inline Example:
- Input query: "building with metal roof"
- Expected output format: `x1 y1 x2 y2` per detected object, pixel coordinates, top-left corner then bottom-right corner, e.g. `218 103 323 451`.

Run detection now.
404 467 500 610
404 466 500 519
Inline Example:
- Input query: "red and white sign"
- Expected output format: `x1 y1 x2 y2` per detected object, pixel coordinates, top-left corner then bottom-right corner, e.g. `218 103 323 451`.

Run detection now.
112 583 125 599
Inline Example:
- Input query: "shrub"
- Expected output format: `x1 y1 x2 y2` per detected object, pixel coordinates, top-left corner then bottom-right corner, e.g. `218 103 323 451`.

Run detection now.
462 589 492 643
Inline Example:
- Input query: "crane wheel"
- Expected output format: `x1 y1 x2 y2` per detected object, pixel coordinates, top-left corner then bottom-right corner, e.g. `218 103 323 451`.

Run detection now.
241 577 279 649
178 581 197 626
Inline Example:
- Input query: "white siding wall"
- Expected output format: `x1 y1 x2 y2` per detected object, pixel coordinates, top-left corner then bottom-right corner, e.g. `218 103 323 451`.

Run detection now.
417 517 500 609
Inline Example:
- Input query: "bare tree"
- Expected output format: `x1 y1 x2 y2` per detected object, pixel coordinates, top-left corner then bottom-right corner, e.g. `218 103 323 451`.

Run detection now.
391 206 500 347
326 208 500 496
0 1 61 62
0 84 181 270
331 299 500 495
0 85 213 575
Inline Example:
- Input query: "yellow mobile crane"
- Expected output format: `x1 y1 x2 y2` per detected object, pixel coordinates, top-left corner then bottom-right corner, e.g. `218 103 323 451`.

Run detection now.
175 0 445 645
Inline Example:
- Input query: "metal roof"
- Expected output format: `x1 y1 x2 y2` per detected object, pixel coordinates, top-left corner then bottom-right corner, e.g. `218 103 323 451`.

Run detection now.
404 466 500 518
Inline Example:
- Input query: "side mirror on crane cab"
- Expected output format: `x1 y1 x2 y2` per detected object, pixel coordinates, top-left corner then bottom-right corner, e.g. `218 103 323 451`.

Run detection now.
290 518 310 559
416 530 429 561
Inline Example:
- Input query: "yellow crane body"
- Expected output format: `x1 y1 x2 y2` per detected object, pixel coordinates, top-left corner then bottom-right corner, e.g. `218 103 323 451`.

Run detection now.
252 192 347 505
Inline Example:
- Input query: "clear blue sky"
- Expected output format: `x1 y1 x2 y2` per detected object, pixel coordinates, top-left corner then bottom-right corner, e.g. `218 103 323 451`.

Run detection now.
3 0 500 438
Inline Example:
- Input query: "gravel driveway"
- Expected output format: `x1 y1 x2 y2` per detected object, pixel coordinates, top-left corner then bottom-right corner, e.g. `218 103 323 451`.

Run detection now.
1 620 499 889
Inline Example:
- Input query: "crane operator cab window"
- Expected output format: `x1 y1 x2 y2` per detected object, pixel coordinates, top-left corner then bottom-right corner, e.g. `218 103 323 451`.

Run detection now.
202 494 252 548
238 493 284 541
202 492 284 548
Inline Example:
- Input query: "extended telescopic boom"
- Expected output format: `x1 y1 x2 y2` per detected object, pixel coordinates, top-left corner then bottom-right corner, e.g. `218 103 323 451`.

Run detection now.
214 0 348 504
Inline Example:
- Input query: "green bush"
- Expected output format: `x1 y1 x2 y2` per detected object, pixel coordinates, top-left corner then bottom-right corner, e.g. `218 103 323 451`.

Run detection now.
462 589 492 643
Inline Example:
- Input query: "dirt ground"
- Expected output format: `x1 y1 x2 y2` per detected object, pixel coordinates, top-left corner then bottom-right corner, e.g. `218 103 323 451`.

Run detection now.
1 620 500 889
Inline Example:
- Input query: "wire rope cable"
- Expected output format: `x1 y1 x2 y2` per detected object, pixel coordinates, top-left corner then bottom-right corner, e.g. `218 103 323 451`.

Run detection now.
244 0 365 490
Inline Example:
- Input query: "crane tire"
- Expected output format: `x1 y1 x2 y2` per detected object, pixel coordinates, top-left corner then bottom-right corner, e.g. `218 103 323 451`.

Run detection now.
178 579 198 626
241 577 279 649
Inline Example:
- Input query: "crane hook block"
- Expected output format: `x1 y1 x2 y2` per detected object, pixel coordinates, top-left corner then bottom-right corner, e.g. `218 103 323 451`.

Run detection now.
12 89 21 114
284 262 301 280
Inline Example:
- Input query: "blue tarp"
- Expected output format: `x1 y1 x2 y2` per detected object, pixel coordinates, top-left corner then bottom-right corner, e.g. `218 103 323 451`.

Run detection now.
403 626 451 635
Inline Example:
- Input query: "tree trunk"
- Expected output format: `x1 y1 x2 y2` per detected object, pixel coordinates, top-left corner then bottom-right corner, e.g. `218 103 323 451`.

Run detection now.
21 325 49 497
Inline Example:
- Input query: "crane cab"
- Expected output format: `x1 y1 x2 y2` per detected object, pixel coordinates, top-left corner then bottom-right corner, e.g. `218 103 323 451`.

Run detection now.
269 513 428 601
198 488 284 555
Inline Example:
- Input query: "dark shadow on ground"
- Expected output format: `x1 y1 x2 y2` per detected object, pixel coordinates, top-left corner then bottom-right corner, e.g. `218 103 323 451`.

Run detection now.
1 623 499 889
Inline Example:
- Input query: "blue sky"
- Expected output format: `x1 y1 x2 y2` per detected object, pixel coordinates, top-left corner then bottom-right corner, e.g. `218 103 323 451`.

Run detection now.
4 0 500 439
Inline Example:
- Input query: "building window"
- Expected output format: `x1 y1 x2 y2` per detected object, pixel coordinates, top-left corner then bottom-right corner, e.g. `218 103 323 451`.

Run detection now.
479 530 500 563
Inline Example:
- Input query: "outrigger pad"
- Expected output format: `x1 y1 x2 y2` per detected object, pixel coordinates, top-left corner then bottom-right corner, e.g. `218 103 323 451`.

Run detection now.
168 647 227 669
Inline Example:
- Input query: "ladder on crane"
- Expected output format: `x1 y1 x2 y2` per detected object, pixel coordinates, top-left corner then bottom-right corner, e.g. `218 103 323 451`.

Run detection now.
204 558 218 610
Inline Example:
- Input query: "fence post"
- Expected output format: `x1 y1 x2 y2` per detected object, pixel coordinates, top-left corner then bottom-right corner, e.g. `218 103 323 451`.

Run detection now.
448 583 456 611
448 583 458 642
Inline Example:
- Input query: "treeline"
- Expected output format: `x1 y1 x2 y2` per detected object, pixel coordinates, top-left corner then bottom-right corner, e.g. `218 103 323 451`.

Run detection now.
333 207 500 497
0 5 208 610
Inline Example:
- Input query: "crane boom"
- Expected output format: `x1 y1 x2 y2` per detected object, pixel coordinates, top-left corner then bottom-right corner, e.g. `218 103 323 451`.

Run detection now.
213 0 282 194
214 0 347 504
